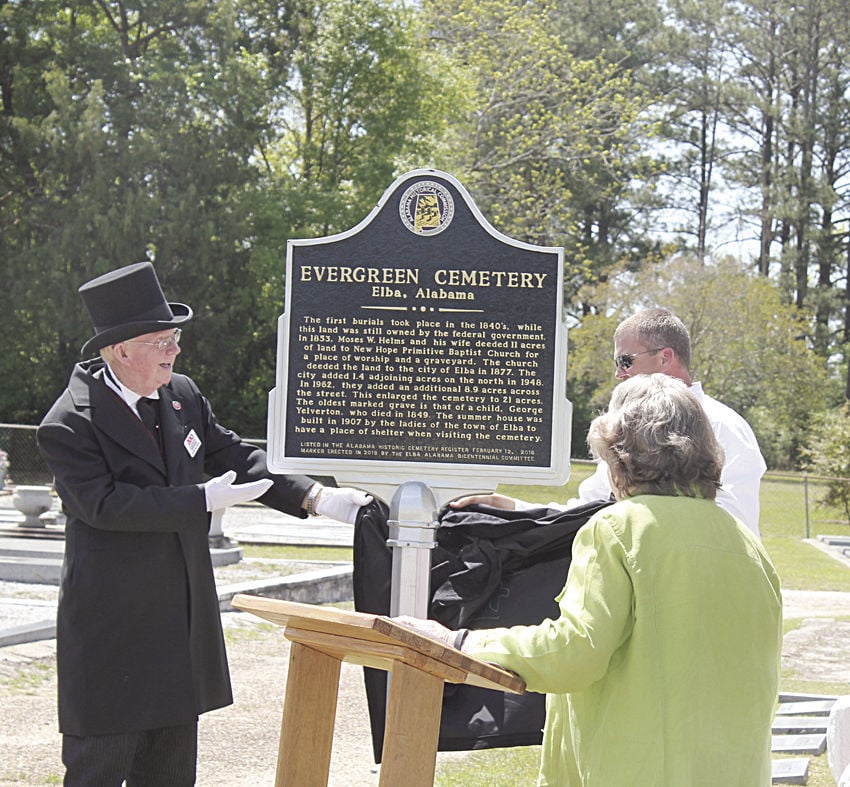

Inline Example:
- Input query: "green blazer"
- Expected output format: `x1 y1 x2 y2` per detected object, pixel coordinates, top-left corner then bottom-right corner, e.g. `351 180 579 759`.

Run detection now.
465 495 782 786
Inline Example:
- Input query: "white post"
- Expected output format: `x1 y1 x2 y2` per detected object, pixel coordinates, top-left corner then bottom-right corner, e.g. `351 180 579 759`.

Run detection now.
387 481 438 618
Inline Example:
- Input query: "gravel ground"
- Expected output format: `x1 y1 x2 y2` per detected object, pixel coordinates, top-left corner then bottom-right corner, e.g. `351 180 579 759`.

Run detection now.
0 557 385 787
0 610 383 787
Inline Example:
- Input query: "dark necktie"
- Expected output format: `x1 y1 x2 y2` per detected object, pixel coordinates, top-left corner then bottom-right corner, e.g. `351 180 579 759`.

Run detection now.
137 397 162 451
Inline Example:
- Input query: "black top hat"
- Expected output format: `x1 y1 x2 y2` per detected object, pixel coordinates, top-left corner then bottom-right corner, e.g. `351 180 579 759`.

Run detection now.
79 261 193 356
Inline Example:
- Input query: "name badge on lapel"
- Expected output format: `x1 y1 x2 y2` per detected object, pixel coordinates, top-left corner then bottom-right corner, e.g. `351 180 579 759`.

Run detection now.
184 429 201 457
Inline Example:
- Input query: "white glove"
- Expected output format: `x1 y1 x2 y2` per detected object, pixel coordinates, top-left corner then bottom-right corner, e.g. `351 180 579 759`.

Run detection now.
314 486 372 524
204 470 273 512
394 615 465 650
513 497 541 511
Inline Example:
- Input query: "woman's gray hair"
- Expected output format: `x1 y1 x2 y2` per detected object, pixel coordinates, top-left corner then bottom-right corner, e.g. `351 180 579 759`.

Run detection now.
587 373 723 500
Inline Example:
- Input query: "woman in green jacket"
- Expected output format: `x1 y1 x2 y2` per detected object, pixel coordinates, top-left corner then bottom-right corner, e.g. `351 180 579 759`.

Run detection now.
400 373 782 786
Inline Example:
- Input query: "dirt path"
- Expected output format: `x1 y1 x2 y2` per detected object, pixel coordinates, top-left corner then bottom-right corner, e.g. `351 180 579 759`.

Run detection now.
0 612 381 787
199 614 381 787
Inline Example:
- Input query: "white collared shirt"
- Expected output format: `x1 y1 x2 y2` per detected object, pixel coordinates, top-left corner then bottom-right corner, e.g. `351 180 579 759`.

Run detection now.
101 364 159 420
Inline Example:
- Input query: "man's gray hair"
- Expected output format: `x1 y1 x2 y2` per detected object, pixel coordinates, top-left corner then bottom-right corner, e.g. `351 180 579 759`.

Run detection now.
588 373 723 500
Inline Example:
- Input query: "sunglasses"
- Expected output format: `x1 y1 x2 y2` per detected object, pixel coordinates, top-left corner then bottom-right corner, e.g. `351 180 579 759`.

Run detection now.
614 347 664 370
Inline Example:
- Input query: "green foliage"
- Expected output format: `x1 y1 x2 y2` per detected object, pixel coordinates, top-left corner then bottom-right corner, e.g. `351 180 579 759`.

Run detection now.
0 0 453 432
801 404 850 522
565 313 621 455
426 0 663 294
1 660 54 693
568 255 831 466
435 745 540 785
0 0 847 452
653 0 740 260
242 544 353 562
765 534 850 590
258 0 451 236
1 0 267 423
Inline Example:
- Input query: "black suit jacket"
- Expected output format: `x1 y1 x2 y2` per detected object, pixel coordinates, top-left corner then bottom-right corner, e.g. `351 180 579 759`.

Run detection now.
37 359 314 736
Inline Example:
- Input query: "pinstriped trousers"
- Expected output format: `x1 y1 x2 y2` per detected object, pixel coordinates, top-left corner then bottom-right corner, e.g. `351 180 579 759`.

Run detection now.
61 721 198 786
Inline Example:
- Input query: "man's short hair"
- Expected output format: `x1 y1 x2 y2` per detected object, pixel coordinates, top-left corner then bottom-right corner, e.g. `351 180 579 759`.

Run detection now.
614 308 691 370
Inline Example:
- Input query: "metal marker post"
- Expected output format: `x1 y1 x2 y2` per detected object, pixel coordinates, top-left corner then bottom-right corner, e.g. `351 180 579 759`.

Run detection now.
387 481 438 618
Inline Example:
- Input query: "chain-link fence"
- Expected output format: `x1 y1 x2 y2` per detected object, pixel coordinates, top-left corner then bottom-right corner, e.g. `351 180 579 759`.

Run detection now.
0 424 52 486
764 470 850 539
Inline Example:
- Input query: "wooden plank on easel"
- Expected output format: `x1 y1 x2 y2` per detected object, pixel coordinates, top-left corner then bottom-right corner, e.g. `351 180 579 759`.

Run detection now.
232 593 526 787
284 625 469 684
231 595 525 694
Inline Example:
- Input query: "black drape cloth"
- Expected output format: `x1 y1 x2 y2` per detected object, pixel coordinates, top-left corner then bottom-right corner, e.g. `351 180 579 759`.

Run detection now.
352 496 614 763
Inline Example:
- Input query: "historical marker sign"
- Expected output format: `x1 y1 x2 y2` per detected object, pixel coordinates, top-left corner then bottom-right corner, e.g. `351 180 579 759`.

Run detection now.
267 169 571 503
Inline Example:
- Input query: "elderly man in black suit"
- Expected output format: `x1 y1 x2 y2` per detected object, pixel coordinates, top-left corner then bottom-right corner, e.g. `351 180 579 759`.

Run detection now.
38 261 370 785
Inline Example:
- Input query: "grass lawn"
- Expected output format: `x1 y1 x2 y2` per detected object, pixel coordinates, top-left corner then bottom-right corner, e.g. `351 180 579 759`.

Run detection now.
247 467 850 786
243 543 353 562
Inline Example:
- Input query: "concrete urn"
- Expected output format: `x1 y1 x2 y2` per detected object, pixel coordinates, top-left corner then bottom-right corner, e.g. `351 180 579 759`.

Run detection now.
12 485 53 527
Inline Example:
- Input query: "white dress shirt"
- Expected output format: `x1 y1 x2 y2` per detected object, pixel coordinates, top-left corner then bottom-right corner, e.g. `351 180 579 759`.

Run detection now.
101 364 159 420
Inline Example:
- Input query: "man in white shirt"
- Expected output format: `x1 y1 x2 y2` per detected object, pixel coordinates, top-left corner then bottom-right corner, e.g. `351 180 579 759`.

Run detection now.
452 308 766 536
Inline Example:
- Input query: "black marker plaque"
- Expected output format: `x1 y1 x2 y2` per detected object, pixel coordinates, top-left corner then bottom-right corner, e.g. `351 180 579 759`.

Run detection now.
267 170 571 498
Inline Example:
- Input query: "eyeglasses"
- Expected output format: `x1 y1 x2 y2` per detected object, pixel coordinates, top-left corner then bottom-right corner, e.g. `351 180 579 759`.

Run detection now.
126 329 182 352
614 347 664 370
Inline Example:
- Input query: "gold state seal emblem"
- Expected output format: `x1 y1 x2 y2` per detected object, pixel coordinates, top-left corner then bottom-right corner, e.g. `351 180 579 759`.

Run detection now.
399 180 454 236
